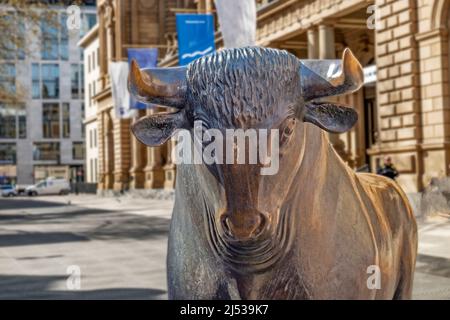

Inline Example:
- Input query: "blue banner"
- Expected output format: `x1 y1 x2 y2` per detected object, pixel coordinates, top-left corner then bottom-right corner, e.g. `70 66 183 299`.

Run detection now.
127 48 158 109
176 14 215 66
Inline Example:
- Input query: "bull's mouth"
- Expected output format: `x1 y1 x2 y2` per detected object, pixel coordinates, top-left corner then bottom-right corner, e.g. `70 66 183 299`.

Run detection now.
204 208 295 274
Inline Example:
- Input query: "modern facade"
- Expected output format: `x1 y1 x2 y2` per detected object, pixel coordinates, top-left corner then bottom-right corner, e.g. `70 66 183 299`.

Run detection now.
0 2 97 185
90 0 450 194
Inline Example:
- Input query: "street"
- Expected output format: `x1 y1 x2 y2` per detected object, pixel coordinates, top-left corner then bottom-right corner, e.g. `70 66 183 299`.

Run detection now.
0 194 449 299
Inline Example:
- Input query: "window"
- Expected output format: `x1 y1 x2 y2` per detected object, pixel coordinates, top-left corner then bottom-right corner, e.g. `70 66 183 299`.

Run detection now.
36 181 46 188
41 13 69 60
89 129 93 148
94 128 97 147
0 143 16 165
81 102 85 138
41 17 59 60
0 14 25 60
88 83 92 106
41 64 59 99
80 13 97 37
62 103 70 138
92 51 95 71
90 158 94 181
71 64 84 99
42 103 60 138
60 13 69 60
32 63 40 99
0 103 16 138
17 20 25 60
0 64 16 94
71 64 80 99
17 104 26 139
72 142 85 160
80 65 84 98
33 142 60 161
33 63 60 99
0 15 15 60
0 103 26 139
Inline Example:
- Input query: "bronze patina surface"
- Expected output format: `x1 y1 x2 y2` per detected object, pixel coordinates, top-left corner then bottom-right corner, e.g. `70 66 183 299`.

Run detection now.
128 47 417 300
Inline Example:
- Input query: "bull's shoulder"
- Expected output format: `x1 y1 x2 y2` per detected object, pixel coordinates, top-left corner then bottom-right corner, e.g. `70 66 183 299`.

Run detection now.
356 173 409 206
356 172 398 191
354 172 416 233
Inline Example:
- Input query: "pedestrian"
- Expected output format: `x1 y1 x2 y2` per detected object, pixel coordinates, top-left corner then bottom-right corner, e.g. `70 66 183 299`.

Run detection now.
377 156 399 180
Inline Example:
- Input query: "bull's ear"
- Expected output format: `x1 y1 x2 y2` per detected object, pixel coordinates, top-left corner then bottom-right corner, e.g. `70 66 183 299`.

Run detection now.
303 101 358 133
131 111 188 146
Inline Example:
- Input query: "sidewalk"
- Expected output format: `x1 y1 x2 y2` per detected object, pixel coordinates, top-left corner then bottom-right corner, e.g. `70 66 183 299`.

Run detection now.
413 215 450 299
0 194 449 299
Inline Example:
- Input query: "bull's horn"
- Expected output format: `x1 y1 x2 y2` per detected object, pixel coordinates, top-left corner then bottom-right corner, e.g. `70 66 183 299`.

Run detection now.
128 59 188 109
299 48 364 101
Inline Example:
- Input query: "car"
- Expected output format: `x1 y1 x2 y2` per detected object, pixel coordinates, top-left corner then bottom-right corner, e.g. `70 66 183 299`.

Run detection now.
26 178 71 196
1 185 17 197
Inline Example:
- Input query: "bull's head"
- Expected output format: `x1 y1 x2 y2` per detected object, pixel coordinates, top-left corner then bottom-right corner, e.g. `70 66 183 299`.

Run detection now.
129 47 363 253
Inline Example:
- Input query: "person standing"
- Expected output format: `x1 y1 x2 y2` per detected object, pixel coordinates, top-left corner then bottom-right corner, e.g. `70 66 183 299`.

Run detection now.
377 156 399 180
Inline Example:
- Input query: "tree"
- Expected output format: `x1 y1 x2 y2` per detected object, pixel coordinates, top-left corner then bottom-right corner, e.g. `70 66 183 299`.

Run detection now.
0 1 80 103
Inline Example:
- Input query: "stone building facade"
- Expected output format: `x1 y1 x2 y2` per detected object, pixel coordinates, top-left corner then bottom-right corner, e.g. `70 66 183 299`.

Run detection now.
93 0 201 192
78 24 100 184
91 0 450 193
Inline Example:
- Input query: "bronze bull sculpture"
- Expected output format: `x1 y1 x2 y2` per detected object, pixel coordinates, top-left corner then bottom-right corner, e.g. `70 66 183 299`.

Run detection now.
128 47 418 299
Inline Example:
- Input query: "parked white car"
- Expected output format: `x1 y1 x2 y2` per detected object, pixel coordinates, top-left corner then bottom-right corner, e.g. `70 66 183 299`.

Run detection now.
26 178 71 196
1 185 17 197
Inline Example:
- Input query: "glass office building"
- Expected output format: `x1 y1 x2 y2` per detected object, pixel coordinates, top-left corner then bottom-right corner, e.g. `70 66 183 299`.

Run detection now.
0 2 97 185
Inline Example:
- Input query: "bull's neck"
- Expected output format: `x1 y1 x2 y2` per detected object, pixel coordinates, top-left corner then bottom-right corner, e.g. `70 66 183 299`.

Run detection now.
288 123 354 224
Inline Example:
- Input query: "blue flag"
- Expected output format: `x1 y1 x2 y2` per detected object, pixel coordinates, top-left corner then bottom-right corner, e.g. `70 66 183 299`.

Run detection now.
127 48 158 109
176 14 215 66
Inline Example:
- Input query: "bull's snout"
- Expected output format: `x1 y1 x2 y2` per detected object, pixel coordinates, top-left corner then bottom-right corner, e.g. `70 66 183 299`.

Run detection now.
220 211 266 241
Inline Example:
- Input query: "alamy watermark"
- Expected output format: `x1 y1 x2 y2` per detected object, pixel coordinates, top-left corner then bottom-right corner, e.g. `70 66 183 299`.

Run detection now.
171 121 280 175
66 265 81 290
367 265 381 290
66 4 81 31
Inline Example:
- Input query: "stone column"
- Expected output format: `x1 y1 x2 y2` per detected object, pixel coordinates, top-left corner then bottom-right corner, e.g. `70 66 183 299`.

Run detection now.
144 108 165 189
112 117 131 192
307 28 319 59
318 24 335 59
129 111 145 189
97 111 105 190
104 2 114 86
103 111 114 190
318 24 346 159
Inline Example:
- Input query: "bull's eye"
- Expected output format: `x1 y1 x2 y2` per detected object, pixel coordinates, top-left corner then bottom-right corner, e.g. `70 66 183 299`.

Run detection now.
280 118 296 146
194 121 209 142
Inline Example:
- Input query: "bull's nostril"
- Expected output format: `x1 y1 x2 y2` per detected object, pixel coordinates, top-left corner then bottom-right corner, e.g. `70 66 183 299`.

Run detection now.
220 213 267 240
220 216 232 236
255 213 266 236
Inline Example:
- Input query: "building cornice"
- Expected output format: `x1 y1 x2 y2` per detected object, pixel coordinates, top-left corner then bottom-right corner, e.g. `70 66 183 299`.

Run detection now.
78 23 99 48
93 85 112 103
83 115 98 125
415 28 449 42
367 142 450 155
